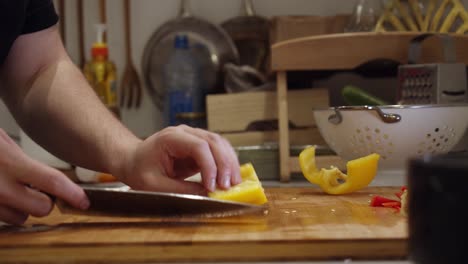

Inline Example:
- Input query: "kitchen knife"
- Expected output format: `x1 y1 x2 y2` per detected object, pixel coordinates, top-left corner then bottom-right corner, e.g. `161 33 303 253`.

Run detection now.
56 183 267 218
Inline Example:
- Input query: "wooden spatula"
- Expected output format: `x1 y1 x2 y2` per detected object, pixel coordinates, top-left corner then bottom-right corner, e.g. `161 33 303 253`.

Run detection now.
120 0 142 109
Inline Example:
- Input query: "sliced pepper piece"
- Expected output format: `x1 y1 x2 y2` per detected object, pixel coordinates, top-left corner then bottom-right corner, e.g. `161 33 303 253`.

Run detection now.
382 201 401 208
299 146 380 195
395 186 408 199
97 173 118 183
370 195 400 207
208 163 268 205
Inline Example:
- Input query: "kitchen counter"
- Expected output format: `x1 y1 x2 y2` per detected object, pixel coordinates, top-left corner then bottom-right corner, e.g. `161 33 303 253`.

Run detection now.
154 262 412 264
0 186 408 264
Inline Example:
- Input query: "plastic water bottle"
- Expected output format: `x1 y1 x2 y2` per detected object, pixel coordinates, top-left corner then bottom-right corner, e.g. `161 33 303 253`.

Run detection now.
163 34 206 128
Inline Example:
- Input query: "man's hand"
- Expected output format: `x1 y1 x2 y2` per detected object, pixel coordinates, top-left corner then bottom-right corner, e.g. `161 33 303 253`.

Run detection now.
0 129 89 225
0 23 242 225
116 125 242 195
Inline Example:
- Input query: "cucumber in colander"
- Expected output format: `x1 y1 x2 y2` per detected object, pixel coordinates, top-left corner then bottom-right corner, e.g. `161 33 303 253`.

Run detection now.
342 85 389 106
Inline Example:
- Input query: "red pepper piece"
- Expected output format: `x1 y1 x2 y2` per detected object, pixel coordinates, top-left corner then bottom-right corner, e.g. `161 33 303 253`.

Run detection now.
382 201 401 208
395 191 403 199
370 195 400 207
395 186 408 199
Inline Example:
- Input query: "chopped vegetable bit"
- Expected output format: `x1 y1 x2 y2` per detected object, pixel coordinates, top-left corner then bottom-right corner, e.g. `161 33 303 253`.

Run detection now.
299 146 380 195
381 201 401 208
208 163 268 205
97 173 117 182
370 195 400 207
370 186 408 214
400 188 408 216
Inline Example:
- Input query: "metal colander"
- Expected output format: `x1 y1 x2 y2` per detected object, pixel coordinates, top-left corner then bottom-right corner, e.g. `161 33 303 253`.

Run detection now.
314 105 468 171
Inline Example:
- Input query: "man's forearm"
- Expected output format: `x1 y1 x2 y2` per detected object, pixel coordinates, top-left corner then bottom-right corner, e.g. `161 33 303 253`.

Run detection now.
17 58 141 174
0 26 141 175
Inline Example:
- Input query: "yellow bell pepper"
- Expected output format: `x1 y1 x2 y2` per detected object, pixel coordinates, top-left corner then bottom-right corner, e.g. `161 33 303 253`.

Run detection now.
208 163 268 205
299 146 380 195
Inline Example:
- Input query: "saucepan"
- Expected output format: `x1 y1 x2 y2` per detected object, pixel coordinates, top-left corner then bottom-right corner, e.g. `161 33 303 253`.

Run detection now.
220 0 271 75
313 104 468 171
142 0 239 110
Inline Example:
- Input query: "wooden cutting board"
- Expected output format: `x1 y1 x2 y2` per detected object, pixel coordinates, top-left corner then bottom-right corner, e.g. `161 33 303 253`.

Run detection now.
0 187 407 263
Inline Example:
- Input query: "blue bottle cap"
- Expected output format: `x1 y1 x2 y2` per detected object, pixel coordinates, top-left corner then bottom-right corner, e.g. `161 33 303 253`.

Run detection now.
174 34 189 49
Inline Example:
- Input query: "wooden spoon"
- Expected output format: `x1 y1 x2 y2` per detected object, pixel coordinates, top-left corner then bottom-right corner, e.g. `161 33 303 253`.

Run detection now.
77 0 85 68
57 0 66 45
99 0 107 42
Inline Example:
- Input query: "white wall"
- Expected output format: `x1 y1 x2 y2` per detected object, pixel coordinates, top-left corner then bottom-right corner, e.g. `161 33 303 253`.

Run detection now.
0 0 358 138
1 0 467 138
72 0 357 138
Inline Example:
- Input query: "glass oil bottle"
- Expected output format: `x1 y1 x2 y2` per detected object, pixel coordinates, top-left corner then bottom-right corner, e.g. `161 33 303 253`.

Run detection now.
83 24 119 118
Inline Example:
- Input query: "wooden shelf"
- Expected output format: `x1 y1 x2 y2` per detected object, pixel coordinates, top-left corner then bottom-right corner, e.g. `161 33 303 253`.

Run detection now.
271 32 468 181
272 32 468 71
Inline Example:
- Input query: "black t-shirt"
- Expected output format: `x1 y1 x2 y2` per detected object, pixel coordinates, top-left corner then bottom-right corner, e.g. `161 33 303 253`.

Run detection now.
0 0 58 66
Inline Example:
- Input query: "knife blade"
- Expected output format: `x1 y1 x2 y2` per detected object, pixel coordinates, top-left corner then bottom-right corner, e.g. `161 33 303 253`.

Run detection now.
56 183 267 218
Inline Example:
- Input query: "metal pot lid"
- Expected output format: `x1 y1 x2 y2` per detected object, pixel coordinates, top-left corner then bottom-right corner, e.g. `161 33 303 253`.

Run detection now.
220 0 271 75
142 1 239 110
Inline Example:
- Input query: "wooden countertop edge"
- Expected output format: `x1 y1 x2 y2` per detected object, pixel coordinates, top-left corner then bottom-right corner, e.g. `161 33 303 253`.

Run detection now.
0 239 407 263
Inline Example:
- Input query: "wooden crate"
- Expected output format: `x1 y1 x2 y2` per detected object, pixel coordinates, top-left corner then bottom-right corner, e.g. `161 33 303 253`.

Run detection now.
207 88 347 180
206 88 329 147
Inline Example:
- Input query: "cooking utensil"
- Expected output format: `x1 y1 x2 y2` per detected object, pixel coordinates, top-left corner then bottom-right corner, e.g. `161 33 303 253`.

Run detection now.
57 0 66 45
314 104 468 170
398 33 468 153
99 0 107 42
221 0 270 76
398 33 467 105
223 63 273 93
375 0 468 33
120 0 142 108
77 0 85 68
142 0 239 110
57 183 265 218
